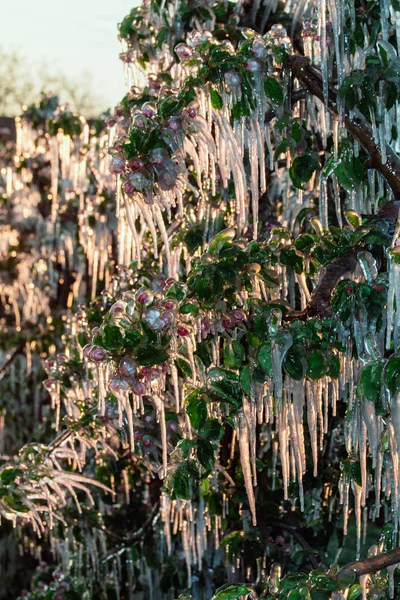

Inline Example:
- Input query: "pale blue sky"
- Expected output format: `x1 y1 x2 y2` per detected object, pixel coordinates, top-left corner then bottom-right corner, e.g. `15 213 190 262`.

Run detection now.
1 0 138 110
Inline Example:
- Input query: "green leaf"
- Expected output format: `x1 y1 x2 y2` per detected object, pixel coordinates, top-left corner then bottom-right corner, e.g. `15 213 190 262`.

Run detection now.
289 153 319 190
210 379 242 407
197 439 215 470
258 342 272 376
210 88 223 110
172 465 193 500
284 346 306 380
294 234 317 253
186 390 208 430
0 468 21 486
240 365 251 395
360 361 384 403
199 419 224 440
208 227 236 255
103 325 124 350
344 210 362 229
274 139 292 160
136 345 169 366
264 77 284 104
307 351 328 380
4 496 29 513
224 340 245 368
385 355 400 396
180 303 199 317
280 248 304 274
176 438 196 459
211 584 252 600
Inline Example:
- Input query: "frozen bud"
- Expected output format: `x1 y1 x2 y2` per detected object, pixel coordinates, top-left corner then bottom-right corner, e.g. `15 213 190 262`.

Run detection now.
150 147 169 165
108 375 130 394
245 58 262 72
174 43 193 61
164 277 176 289
252 38 267 59
110 156 125 174
177 326 190 337
57 354 67 364
83 344 93 358
128 158 145 170
43 378 57 391
231 309 245 323
222 316 235 329
142 102 156 118
127 171 152 192
163 299 177 310
53 572 63 581
142 435 153 448
144 308 164 330
89 346 108 363
123 180 135 196
106 116 117 127
134 431 143 441
132 114 148 129
110 300 127 314
135 286 153 305
154 162 179 191
148 367 162 381
187 106 197 118
224 71 241 89
119 356 137 378
167 420 180 433
143 412 155 424
167 116 182 132
200 318 212 335
160 312 173 328
45 357 57 371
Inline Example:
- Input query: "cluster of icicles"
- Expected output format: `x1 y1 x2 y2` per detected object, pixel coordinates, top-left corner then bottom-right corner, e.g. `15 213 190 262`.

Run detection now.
96 0 400 593
2 0 400 596
0 106 120 524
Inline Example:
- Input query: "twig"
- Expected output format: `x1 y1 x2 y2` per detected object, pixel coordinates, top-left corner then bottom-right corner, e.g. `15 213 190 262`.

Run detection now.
101 501 160 563
259 520 320 570
338 547 400 578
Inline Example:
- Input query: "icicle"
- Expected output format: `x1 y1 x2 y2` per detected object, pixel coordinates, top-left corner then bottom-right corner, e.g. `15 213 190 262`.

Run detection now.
182 520 192 587
306 382 319 477
154 395 168 478
238 412 257 526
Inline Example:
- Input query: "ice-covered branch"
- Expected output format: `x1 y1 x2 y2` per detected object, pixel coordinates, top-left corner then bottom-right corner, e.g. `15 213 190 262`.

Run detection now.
338 547 400 578
289 54 400 200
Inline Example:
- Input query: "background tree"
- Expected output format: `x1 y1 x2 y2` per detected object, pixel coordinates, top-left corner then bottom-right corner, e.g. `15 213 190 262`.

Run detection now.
0 1 400 600
0 47 105 117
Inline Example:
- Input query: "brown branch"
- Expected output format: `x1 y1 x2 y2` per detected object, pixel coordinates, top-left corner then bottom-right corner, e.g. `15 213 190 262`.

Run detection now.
302 248 358 318
338 547 400 578
289 54 400 200
282 55 400 319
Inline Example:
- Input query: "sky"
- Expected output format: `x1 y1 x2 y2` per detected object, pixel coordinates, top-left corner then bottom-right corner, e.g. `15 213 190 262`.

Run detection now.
1 0 138 111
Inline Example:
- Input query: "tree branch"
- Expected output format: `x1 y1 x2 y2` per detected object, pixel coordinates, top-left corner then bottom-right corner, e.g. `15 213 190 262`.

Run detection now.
289 54 400 200
338 547 400 578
